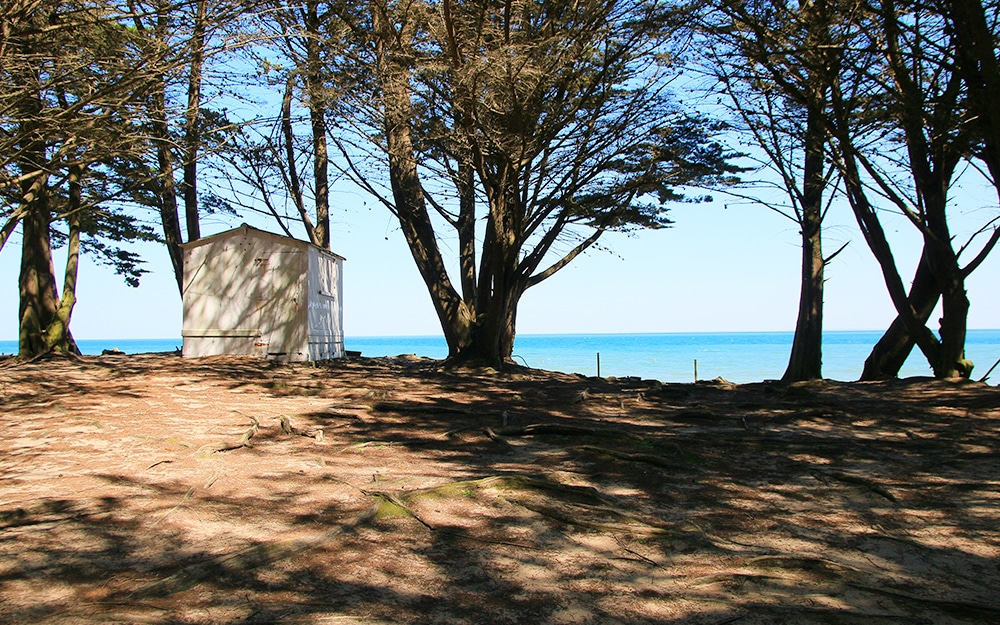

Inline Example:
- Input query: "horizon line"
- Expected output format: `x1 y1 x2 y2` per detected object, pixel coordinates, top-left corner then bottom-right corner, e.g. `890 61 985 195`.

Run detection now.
3 328 997 342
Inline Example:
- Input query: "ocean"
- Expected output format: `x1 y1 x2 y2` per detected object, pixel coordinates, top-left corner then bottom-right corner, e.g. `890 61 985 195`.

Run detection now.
2 330 998 384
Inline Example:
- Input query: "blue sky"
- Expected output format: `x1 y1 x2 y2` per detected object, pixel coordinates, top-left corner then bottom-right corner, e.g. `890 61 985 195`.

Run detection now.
2 176 997 341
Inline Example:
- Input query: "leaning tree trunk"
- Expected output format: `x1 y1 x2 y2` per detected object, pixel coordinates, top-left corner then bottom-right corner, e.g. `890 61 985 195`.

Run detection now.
829 70 947 373
370 0 475 356
152 77 185 294
138 2 184 295
861 251 939 380
927 240 972 378
44 163 83 352
876 0 971 378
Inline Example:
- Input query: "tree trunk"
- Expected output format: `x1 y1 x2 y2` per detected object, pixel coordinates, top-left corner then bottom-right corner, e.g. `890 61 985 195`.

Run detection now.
306 0 330 249
455 280 522 369
829 64 947 371
43 164 83 353
937 283 971 378
838 149 943 368
927 239 972 378
945 0 1000 376
877 0 971 378
139 3 184 294
153 77 184 294
457 161 478 305
181 0 207 244
443 0 478 307
948 0 1000 178
18 185 57 356
370 0 475 356
860 252 939 379
782 218 824 381
782 104 826 382
18 178 79 357
281 74 315 235
15 62 78 357
455 174 525 368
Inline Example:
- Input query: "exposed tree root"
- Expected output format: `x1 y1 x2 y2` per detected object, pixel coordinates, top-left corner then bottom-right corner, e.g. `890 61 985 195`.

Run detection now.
388 474 613 507
335 440 400 453
371 492 435 529
496 422 650 446
196 415 259 456
738 555 1000 618
666 409 724 421
613 535 661 567
363 486 540 549
748 555 859 577
514 499 675 536
323 408 366 422
485 474 614 506
745 606 905 620
151 487 195 526
441 530 539 550
577 444 693 470
483 427 512 449
688 572 784 587
442 424 484 438
818 470 897 502
846 583 1000 618
279 415 324 442
371 400 472 415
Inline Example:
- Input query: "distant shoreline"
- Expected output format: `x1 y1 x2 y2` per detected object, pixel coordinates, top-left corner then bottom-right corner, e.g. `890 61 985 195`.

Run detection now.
2 328 998 343
2 330 998 384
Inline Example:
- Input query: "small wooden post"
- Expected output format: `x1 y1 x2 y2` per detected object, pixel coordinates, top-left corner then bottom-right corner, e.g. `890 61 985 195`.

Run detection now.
694 359 698 383
597 352 601 378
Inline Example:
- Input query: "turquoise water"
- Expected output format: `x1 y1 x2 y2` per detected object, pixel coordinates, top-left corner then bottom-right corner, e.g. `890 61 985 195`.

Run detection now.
348 331 1000 383
0 338 183 357
4 330 997 384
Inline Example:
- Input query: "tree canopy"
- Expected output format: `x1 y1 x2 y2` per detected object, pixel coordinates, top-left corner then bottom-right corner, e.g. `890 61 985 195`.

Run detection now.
320 0 741 365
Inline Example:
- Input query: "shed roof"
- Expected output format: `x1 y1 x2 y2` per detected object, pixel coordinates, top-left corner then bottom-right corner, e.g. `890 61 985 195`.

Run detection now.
180 223 346 261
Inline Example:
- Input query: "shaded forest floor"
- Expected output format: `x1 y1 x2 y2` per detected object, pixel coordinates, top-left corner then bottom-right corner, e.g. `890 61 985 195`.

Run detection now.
1 353 999 625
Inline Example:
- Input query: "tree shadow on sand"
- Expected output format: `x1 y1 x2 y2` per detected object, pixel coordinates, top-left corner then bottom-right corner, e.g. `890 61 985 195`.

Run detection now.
1 355 999 624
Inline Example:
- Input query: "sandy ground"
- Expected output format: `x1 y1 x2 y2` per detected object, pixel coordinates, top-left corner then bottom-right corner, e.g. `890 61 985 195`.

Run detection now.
1 352 999 625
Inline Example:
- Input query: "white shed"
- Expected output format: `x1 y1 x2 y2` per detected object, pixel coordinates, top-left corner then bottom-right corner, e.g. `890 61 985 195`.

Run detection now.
181 224 345 361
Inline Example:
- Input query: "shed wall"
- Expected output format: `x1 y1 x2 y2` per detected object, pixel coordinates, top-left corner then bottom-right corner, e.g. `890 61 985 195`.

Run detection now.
307 247 345 359
182 231 313 360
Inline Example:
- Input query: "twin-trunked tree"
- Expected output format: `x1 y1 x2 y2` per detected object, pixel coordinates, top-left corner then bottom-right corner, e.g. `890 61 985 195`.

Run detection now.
705 0 1000 380
2 0 171 357
326 0 740 368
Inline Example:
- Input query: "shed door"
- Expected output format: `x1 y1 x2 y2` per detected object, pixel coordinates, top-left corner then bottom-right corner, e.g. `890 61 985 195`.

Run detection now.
252 251 307 357
307 252 344 359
